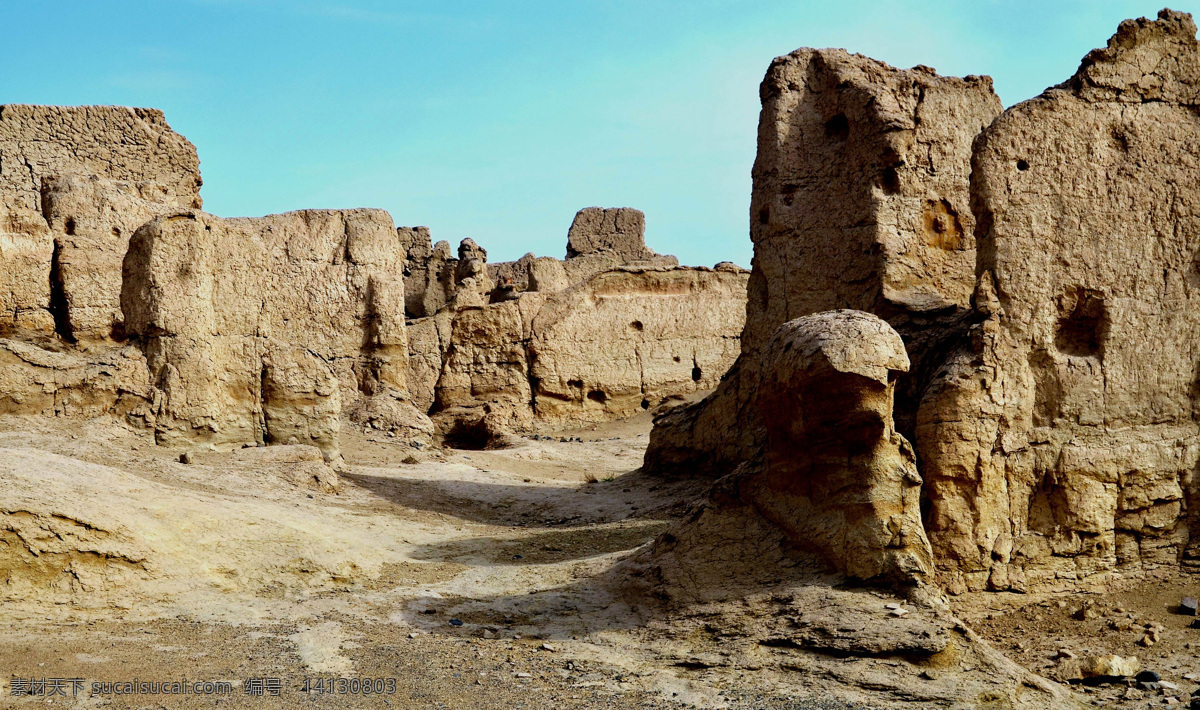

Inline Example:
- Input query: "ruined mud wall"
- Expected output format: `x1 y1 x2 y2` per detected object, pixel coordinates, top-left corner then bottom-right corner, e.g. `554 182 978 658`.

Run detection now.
645 51 1001 477
0 107 428 454
635 311 933 603
0 105 203 341
122 209 425 457
402 208 747 433
0 105 202 214
0 106 203 418
917 9 1200 594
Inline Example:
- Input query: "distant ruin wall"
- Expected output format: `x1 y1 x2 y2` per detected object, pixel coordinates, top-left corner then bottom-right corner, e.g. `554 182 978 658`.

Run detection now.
401 208 747 433
122 208 423 458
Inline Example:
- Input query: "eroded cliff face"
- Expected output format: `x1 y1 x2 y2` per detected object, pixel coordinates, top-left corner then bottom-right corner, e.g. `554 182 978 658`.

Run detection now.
0 106 204 419
0 105 202 214
917 9 1200 594
122 209 428 459
644 51 1002 478
401 208 748 437
0 105 430 456
0 106 203 342
644 9 1200 598
0 104 745 456
634 311 933 604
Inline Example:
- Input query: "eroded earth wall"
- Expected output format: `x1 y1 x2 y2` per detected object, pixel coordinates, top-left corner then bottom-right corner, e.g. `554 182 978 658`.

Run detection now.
917 9 1200 593
122 209 425 458
401 208 748 434
645 51 1002 477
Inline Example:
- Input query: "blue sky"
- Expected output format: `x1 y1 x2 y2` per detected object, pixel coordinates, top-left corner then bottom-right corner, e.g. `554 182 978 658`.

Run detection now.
1 1 1193 267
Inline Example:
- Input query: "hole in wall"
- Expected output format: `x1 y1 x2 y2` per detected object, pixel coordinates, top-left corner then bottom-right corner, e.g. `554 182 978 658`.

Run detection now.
567 378 583 389
1017 159 1030 171
64 218 76 236
1054 287 1107 357
630 320 643 331
922 198 964 250
758 205 770 225
691 366 703 382
824 113 849 141
672 356 681 363
640 399 650 410
587 390 607 404
879 166 901 195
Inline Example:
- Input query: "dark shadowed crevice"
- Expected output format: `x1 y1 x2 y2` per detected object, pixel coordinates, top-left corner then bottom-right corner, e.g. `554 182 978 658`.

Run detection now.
48 239 76 343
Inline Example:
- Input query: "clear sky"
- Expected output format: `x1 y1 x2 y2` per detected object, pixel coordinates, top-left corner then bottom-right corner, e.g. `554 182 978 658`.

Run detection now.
1 1 1193 267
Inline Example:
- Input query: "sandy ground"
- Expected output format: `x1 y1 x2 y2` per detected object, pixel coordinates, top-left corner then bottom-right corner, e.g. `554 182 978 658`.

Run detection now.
1 410 1196 709
0 413 872 709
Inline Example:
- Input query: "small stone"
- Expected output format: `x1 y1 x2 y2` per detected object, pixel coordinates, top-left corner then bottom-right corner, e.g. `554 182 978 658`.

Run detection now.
1073 604 1099 621
885 603 901 610
409 632 419 639
1161 681 1180 691
1080 654 1141 679
1141 634 1157 647
515 672 532 678
482 629 495 639
920 670 939 680
1141 681 1162 691
179 452 193 464
449 619 464 627
1183 598 1199 616
541 644 555 652
1138 671 1163 683
890 608 909 617
1056 649 1077 659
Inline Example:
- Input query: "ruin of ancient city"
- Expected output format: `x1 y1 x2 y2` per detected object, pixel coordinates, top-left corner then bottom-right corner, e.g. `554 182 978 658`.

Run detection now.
7 3 1200 708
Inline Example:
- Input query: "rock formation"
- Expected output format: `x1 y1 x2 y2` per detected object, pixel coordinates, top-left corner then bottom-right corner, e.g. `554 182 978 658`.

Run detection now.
566 207 654 261
644 9 1200 598
633 311 933 601
0 104 431 458
0 105 202 214
122 208 428 459
644 50 1002 477
1 106 202 341
400 208 748 436
0 102 744 459
917 9 1200 593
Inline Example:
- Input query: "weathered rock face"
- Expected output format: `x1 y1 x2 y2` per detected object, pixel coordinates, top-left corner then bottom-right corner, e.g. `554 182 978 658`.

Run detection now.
401 210 749 433
0 339 156 423
398 227 453 319
566 207 653 261
0 106 203 421
917 10 1200 593
635 311 933 601
0 207 54 336
0 106 203 342
756 311 933 582
645 49 1002 477
529 267 744 425
409 266 748 432
122 209 427 457
0 105 201 213
42 175 186 343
